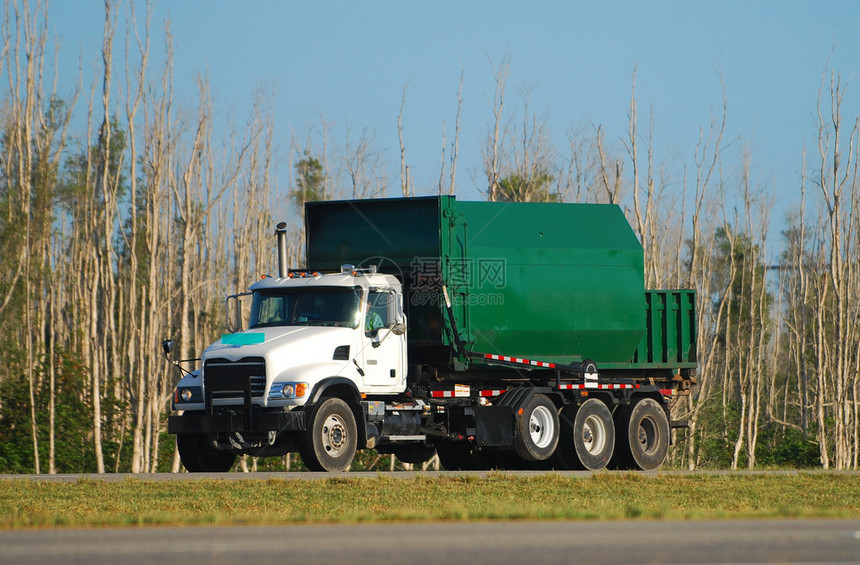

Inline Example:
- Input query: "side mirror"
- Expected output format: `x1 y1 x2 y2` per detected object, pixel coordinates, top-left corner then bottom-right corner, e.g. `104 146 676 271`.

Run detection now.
391 322 407 335
226 294 244 333
161 339 173 359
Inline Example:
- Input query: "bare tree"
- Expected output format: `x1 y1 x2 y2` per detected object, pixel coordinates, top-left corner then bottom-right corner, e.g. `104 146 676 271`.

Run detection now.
346 125 387 199
119 0 149 472
560 121 604 203
672 79 728 470
436 68 464 196
595 125 623 204
808 69 860 469
624 69 685 287
3 0 46 473
449 68 463 195
481 59 559 203
397 82 412 196
483 54 510 201
724 152 772 469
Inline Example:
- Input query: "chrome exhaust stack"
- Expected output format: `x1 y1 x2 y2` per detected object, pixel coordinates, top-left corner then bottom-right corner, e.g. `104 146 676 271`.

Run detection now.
275 221 288 278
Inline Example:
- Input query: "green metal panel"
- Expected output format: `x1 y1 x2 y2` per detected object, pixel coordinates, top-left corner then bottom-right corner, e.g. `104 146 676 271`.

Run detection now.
613 289 697 370
306 197 441 268
441 199 646 365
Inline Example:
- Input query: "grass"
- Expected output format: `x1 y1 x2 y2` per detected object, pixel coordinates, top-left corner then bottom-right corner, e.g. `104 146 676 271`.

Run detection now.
1 472 859 529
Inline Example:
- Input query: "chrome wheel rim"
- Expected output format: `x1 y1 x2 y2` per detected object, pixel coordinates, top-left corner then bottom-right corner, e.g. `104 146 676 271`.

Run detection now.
582 413 607 455
321 414 349 456
529 405 555 449
638 416 658 455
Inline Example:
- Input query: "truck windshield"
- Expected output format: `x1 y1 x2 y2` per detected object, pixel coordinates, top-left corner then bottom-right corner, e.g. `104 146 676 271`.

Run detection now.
249 287 362 328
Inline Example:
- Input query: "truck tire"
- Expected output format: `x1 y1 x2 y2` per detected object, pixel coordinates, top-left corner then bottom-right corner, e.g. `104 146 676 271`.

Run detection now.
613 398 669 471
554 399 614 470
300 397 358 472
514 393 559 461
176 433 236 473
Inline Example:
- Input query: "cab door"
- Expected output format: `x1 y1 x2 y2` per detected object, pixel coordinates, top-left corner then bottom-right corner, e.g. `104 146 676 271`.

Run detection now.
360 289 407 392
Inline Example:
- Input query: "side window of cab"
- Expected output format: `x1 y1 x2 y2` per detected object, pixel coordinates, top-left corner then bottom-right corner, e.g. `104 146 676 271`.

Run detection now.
365 291 390 335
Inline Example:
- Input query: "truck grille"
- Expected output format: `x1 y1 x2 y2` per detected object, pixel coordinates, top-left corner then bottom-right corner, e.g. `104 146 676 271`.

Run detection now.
204 357 266 399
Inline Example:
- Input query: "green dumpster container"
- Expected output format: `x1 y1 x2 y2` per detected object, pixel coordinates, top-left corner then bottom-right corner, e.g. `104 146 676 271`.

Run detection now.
306 196 695 374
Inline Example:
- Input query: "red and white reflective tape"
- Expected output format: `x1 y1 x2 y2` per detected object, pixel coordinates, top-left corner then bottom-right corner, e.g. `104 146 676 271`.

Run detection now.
557 383 639 390
484 353 556 369
430 388 507 398
430 390 468 398
659 388 674 396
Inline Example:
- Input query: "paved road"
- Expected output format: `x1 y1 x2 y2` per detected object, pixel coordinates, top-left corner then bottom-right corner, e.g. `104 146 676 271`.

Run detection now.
2 519 860 564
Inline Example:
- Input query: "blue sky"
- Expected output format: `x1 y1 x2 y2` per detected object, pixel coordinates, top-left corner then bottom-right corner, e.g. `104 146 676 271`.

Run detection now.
49 1 860 225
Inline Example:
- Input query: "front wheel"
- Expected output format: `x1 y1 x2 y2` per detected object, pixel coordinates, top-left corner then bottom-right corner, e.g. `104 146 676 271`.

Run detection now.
176 433 236 472
613 398 670 471
300 397 358 472
514 393 559 461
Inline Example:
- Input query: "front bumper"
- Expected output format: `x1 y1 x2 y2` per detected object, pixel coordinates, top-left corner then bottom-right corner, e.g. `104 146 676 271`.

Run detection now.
168 410 306 435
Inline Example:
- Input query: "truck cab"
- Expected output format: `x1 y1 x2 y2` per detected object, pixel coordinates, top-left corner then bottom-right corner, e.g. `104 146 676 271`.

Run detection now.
168 265 408 471
243 266 407 396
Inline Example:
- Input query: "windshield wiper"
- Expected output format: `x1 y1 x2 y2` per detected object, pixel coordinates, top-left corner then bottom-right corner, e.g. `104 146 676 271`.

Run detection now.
250 322 283 328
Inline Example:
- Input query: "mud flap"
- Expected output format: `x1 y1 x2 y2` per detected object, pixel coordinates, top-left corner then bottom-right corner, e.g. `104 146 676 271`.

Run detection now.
474 405 515 447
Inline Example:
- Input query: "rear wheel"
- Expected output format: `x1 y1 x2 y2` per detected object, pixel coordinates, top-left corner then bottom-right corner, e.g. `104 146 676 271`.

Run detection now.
572 399 614 470
613 398 669 471
552 400 615 470
514 393 559 461
300 397 358 472
176 433 236 472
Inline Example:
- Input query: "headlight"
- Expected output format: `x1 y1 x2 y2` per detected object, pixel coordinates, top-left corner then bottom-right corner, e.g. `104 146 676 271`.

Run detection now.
174 386 202 404
283 382 308 398
270 382 309 399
